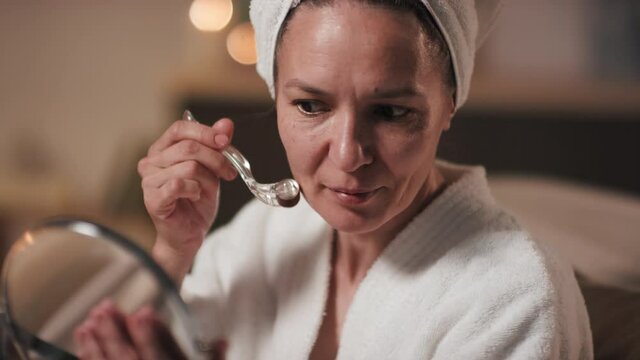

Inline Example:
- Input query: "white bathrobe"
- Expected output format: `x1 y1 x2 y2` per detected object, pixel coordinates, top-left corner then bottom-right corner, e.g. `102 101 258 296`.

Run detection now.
181 162 593 359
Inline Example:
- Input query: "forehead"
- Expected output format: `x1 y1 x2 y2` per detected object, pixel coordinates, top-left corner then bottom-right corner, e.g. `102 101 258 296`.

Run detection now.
276 2 440 90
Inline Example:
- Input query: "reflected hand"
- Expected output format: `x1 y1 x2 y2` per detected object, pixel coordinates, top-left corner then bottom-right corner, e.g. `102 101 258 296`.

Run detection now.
73 299 226 360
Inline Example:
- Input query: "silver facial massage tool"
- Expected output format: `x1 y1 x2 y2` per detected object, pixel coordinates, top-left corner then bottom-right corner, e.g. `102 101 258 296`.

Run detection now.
183 110 300 207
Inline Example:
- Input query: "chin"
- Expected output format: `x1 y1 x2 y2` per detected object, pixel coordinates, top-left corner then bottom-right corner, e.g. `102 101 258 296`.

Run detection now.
314 198 387 235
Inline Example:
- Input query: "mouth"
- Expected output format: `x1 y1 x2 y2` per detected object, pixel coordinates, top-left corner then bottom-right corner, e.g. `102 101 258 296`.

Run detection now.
328 186 380 205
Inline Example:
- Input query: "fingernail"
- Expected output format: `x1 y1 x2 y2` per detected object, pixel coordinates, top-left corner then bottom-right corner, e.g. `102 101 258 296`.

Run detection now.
214 134 229 147
226 168 237 180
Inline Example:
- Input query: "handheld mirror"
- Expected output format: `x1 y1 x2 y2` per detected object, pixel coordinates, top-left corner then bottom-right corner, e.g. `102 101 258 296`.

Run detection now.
0 219 206 359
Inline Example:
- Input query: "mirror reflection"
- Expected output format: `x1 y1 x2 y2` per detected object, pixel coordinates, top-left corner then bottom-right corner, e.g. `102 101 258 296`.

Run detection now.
1 220 200 359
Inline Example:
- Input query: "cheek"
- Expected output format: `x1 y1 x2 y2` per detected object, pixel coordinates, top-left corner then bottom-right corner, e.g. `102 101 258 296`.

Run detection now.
277 117 299 167
276 112 322 179
376 128 441 181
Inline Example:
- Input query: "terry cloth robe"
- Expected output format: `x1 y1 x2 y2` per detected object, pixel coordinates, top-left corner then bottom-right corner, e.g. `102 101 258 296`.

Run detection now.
181 161 593 359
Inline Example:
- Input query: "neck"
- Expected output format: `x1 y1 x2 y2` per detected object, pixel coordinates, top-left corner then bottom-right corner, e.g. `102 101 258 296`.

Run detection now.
333 166 446 283
332 231 385 283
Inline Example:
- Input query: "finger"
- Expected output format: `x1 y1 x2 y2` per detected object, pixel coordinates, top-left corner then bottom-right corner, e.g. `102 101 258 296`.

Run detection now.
128 306 186 360
148 118 234 156
79 328 107 360
89 298 113 318
143 166 219 218
211 117 235 149
140 140 237 181
93 304 139 360
74 322 104 360
144 180 210 219
141 160 222 190
126 311 163 360
76 317 107 360
75 299 117 359
145 176 204 204
209 339 228 360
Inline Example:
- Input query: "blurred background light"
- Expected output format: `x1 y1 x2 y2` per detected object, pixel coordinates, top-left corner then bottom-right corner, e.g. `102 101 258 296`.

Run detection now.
226 22 257 65
189 0 233 32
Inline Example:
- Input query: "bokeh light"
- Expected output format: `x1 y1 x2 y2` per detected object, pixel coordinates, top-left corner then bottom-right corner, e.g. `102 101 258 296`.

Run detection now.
226 22 257 65
189 0 233 32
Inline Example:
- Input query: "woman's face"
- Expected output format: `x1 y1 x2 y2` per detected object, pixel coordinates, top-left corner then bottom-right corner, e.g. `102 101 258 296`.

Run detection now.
276 2 454 237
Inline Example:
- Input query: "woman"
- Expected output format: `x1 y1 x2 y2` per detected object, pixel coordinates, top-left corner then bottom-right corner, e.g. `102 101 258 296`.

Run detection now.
75 0 593 359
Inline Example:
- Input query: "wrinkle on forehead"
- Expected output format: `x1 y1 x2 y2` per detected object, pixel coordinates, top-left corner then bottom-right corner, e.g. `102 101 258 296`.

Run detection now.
277 2 440 98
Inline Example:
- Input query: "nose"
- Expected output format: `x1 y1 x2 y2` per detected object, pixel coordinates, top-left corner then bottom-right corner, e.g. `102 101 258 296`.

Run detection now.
328 110 374 173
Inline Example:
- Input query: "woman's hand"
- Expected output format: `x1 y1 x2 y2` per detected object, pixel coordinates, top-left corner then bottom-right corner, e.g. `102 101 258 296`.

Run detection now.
74 300 226 360
137 118 237 283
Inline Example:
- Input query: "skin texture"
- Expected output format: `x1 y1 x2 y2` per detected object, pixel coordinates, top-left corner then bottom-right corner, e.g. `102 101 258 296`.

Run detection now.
73 299 226 360
275 3 454 358
140 118 237 286
75 1 454 359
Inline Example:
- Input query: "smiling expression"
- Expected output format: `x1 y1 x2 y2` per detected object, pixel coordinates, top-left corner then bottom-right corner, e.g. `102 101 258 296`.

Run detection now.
275 2 454 239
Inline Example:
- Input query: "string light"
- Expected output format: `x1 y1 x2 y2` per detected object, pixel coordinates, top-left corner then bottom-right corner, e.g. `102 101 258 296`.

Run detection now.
189 0 233 32
226 22 257 65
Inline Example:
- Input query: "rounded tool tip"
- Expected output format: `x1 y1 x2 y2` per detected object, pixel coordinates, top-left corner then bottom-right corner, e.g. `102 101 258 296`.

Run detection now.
276 192 301 207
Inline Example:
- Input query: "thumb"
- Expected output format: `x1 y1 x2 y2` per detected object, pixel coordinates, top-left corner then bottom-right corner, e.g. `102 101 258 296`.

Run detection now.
211 118 235 149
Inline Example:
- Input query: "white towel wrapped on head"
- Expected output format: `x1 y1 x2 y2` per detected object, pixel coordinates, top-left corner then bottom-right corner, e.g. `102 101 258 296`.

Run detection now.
249 0 504 109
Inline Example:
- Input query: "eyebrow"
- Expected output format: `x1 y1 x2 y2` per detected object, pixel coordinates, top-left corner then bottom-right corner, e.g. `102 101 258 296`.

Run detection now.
284 79 330 96
284 79 422 99
370 87 421 99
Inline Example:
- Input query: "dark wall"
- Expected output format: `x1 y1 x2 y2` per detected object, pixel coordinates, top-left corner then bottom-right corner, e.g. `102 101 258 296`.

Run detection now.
440 108 640 194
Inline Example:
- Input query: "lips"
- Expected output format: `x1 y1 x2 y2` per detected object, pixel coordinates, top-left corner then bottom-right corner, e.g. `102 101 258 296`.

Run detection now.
328 186 380 205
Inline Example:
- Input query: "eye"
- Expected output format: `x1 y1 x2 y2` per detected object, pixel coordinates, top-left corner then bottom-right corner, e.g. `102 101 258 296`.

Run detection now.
294 100 329 116
374 105 411 119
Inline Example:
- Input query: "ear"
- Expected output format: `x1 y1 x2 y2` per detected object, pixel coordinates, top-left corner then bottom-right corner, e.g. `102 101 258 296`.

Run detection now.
442 93 456 131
